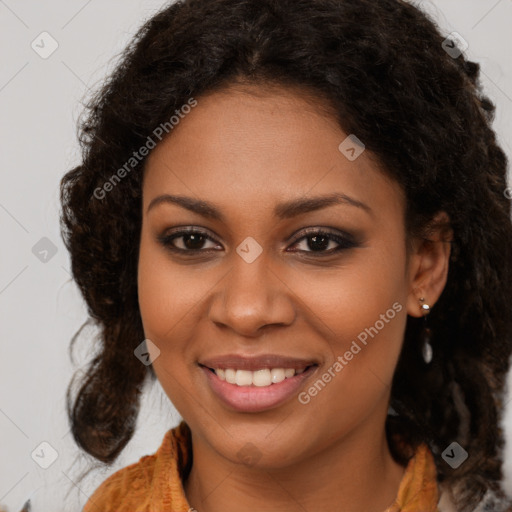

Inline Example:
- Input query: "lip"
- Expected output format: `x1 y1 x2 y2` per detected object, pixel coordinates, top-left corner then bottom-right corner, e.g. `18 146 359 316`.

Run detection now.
200 364 319 413
199 353 318 371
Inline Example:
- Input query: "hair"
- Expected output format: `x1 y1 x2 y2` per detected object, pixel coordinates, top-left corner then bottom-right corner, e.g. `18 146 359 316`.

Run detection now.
60 0 512 509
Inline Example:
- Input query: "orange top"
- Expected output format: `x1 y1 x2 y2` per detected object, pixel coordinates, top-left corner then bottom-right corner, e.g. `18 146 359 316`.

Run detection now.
82 421 440 512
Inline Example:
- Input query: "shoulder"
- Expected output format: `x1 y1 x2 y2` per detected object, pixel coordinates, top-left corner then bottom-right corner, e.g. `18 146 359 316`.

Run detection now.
82 427 180 512
82 451 158 512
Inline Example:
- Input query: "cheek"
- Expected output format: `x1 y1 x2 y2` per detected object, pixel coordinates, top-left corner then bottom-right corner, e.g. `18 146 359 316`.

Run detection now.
137 232 205 344
137 239 171 338
137 233 198 411
349 256 408 366
289 242 409 403
286 242 408 341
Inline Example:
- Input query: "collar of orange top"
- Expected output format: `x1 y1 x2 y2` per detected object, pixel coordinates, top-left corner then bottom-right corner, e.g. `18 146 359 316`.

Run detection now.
151 421 439 512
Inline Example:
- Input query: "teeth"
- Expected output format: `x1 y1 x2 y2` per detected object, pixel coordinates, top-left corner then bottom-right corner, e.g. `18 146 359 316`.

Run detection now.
213 367 308 386
236 370 253 386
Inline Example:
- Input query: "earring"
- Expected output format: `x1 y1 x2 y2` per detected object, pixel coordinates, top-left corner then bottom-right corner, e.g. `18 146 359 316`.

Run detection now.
419 297 433 365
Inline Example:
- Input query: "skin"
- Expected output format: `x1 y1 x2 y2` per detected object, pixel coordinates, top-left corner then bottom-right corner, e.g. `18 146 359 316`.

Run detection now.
137 82 451 512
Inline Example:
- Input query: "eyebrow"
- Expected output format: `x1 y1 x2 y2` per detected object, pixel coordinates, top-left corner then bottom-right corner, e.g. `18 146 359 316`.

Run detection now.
146 192 372 220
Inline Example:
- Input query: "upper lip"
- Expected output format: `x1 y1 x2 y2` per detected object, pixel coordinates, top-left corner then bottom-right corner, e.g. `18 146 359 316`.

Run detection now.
199 354 318 371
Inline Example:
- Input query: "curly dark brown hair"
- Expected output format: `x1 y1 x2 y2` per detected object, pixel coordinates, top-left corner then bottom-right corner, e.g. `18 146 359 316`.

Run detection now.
60 0 512 509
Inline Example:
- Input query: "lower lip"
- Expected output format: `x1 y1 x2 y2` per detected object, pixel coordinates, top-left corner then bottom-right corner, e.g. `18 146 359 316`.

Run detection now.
200 365 318 413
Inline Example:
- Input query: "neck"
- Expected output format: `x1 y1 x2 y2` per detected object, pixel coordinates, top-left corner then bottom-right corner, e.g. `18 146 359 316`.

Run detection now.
183 413 406 512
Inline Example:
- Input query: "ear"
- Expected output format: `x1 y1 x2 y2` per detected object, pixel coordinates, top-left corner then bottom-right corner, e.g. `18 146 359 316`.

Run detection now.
406 211 453 318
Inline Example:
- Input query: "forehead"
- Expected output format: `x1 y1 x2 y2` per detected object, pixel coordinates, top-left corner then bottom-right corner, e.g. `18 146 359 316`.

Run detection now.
142 83 403 221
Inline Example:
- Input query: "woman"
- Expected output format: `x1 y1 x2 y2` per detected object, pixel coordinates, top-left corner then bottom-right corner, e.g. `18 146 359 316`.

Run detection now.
60 0 512 510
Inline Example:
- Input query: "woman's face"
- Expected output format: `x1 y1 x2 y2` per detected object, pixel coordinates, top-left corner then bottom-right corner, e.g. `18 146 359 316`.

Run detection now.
138 83 430 467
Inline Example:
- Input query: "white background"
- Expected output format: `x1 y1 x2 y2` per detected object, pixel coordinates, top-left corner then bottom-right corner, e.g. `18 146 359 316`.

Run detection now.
1 1 511 510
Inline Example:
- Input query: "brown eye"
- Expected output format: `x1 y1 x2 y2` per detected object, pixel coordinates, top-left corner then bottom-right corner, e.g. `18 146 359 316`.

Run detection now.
288 229 359 255
158 228 221 253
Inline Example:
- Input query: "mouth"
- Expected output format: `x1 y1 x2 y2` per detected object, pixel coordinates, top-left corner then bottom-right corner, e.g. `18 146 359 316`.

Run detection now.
200 365 316 387
198 361 319 413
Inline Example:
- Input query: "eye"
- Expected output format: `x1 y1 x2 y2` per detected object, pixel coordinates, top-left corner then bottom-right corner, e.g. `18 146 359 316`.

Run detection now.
157 227 221 252
288 228 359 255
157 226 359 256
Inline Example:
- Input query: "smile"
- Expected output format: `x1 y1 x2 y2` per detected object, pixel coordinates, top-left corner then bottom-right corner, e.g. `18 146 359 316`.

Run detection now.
207 367 308 386
199 363 318 412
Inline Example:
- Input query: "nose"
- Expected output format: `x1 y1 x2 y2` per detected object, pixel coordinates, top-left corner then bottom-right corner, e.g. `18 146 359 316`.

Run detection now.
208 247 296 337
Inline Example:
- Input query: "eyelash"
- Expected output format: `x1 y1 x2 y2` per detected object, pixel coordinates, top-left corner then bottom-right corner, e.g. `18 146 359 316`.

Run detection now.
157 227 359 257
